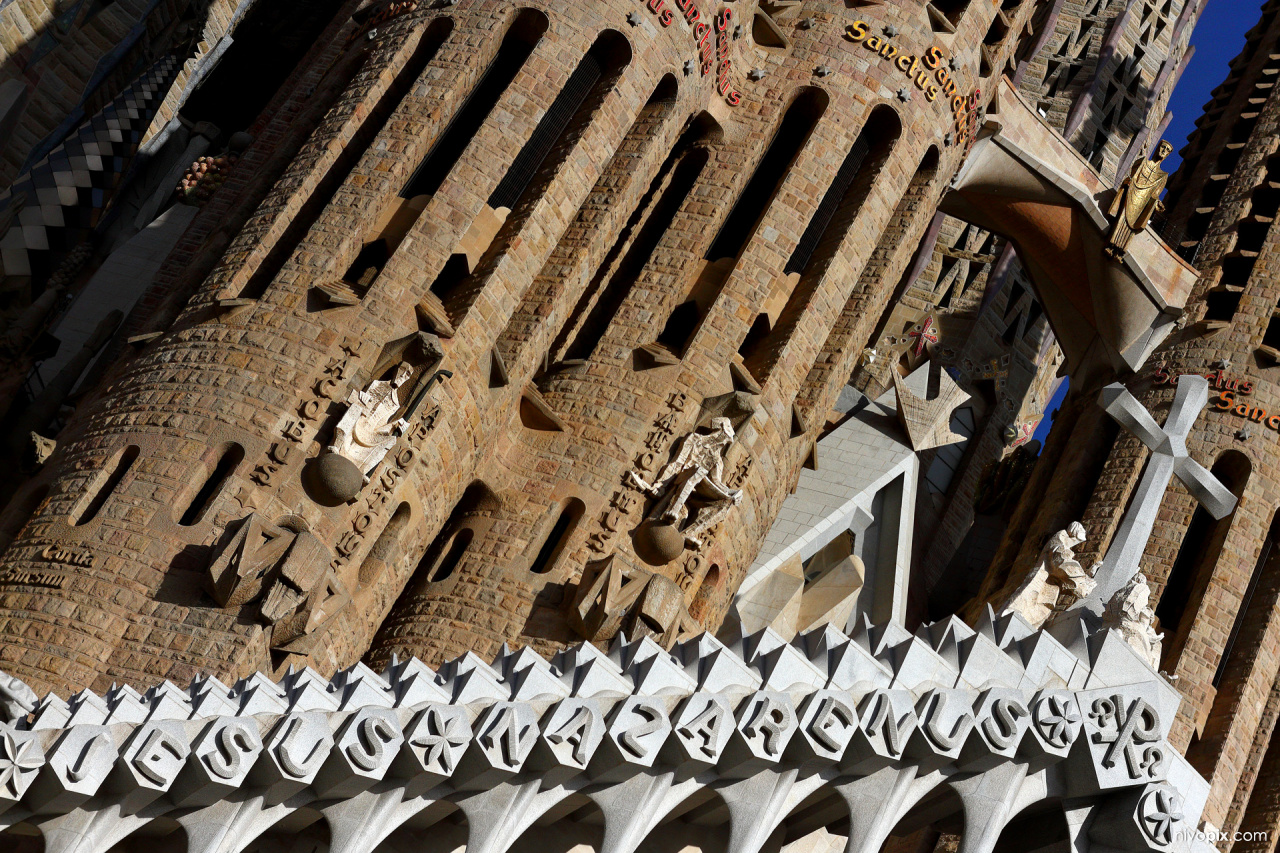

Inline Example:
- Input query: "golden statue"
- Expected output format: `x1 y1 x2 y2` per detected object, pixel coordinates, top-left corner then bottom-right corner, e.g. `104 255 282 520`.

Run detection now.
1106 139 1173 259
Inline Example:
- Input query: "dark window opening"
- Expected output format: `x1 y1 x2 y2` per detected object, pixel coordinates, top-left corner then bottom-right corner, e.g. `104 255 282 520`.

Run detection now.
656 300 702 355
73 445 139 526
180 0 348 132
1252 183 1280 220
428 528 473 583
1203 288 1240 323
402 13 546 199
1157 451 1250 671
430 254 471 301
178 444 245 526
1238 219 1272 254
738 314 772 360
238 17 454 298
1221 254 1258 288
705 89 828 262
560 142 712 362
342 239 390 289
1264 313 1280 350
529 499 585 574
928 0 971 32
741 106 902 381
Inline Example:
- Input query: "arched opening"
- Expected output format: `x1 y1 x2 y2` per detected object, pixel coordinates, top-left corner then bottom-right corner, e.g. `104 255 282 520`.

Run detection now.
71 444 139 526
359 502 413 585
766 784 853 851
241 808 329 853
635 787 731 853
880 783 965 851
105 818 186 853
372 801 469 852
411 481 502 588
927 0 971 34
425 29 634 310
706 89 828 264
557 114 718 363
741 105 902 382
992 802 1070 853
507 794 605 853
1158 449 1251 672
1187 508 1280 777
0 822 44 853
238 16 456 298
177 443 245 526
529 498 586 575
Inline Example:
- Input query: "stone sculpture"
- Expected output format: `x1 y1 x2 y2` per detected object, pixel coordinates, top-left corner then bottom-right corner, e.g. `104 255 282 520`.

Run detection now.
1103 572 1164 670
0 613 1213 853
0 670 37 722
1107 140 1173 259
569 555 700 648
891 364 971 451
1001 522 1096 628
329 362 414 480
207 513 349 653
629 417 743 557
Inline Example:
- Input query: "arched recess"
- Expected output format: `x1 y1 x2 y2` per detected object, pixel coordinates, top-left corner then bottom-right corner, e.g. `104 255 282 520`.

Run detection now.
177 442 245 526
763 785 854 853
878 783 965 852
644 88 827 362
372 800 469 853
0 822 44 853
104 819 186 853
238 15 458 299
407 480 503 588
741 105 903 385
506 794 605 853
1187 506 1280 777
555 111 722 363
240 808 329 853
1157 449 1251 672
359 501 413 585
529 498 586 575
71 444 140 526
634 787 731 853
991 801 1070 853
425 29 635 317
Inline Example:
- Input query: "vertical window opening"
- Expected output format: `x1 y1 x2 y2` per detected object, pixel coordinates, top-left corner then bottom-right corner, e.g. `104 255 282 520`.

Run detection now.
1158 451 1250 671
688 564 722 622
529 499 585 575
359 502 412 585
410 480 501 586
238 17 455 299
705 89 828 262
426 30 632 307
178 444 245 527
741 106 902 381
560 137 712 362
72 445 139 526
427 528 473 583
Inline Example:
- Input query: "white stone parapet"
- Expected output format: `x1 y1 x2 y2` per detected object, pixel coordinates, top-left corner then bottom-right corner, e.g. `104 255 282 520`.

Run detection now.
0 610 1215 853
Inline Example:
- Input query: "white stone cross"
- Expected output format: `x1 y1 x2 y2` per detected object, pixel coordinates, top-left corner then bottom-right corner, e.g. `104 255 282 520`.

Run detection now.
1079 375 1237 610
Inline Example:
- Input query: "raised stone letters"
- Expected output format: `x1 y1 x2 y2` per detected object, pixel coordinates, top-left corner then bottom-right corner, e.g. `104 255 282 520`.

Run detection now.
1087 695 1165 781
404 704 471 776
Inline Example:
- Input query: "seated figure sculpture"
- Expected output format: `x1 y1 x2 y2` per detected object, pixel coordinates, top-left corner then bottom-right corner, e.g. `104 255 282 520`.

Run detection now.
329 362 413 480
1001 522 1097 628
1102 572 1164 670
629 417 743 549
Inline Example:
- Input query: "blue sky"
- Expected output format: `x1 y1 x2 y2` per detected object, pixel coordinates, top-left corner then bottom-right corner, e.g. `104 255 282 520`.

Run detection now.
1162 0 1262 174
1030 1 1261 448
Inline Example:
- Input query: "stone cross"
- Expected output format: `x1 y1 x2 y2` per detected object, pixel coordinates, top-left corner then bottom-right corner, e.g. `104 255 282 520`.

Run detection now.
1081 374 1237 609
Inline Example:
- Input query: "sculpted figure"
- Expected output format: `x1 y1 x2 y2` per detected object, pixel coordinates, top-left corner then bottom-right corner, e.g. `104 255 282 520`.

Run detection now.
630 417 743 548
1102 572 1164 670
0 670 37 722
1001 522 1096 628
329 362 413 479
1106 140 1173 259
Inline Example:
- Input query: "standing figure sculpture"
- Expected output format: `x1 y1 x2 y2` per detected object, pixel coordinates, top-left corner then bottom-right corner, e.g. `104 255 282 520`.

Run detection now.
630 417 743 549
1106 140 1173 259
329 362 413 480
0 670 37 722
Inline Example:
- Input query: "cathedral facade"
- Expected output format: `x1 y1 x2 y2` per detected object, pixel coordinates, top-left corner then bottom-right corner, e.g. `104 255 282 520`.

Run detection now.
0 0 1270 851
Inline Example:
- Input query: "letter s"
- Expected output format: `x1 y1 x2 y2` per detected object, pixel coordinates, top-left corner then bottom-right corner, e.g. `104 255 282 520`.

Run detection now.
1215 392 1235 410
925 47 944 69
845 20 869 42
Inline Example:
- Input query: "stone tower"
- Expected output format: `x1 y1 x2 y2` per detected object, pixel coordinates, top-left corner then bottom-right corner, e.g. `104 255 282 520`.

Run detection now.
0 0 1052 696
979 0 1280 841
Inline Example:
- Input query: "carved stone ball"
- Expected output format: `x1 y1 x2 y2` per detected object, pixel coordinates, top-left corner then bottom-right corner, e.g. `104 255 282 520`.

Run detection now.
311 453 364 505
633 520 686 566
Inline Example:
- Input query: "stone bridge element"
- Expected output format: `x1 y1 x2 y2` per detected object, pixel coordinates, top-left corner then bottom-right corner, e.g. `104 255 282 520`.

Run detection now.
941 77 1201 382
0 613 1215 853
